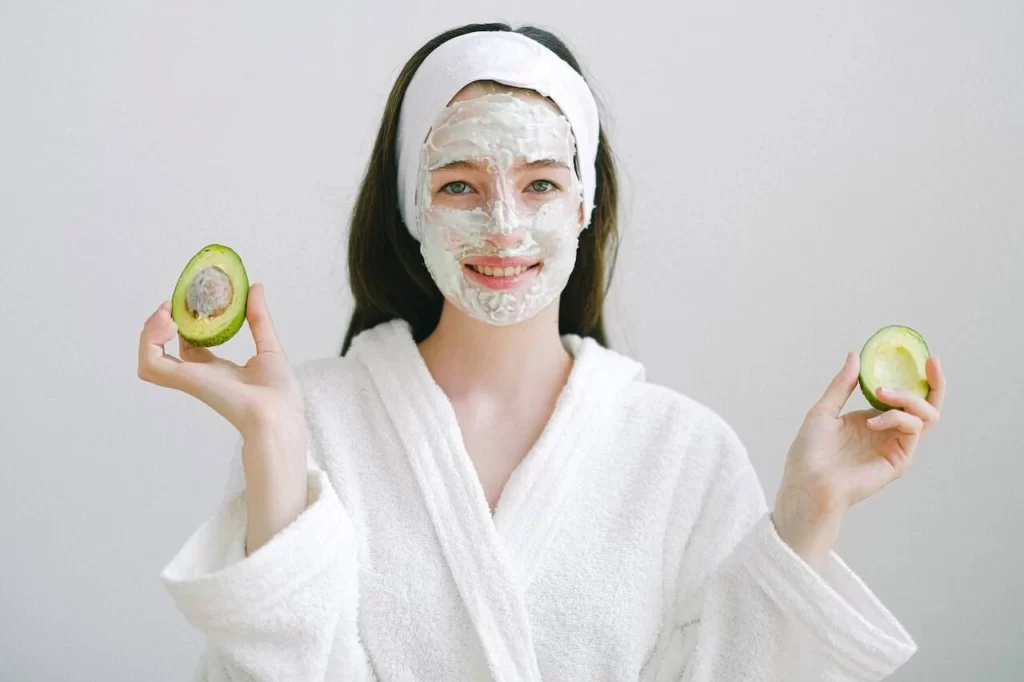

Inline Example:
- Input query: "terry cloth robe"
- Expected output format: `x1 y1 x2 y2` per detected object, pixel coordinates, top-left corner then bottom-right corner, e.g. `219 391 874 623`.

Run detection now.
161 318 918 682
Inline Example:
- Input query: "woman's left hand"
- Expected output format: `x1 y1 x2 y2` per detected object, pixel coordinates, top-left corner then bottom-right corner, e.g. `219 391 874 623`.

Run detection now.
772 351 946 568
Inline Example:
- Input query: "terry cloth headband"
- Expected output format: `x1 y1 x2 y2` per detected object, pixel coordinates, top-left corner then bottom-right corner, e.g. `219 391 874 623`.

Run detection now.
395 30 601 241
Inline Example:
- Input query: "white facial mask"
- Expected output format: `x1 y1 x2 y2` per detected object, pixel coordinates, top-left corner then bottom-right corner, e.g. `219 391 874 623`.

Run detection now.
415 93 584 326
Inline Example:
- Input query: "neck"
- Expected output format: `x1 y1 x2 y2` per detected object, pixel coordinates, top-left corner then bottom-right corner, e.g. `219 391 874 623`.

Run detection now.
418 301 571 400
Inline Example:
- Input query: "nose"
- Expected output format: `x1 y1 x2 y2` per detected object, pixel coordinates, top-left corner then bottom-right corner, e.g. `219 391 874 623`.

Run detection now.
483 229 525 251
483 196 526 250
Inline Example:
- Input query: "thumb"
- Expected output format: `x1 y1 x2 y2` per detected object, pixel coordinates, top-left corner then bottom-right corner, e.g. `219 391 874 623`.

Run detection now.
810 351 859 417
247 283 285 355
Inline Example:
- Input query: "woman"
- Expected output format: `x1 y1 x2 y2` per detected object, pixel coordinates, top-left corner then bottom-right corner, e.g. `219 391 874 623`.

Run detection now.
139 23 945 681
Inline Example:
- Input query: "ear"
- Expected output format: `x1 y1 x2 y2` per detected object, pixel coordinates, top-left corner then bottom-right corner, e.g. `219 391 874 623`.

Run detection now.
577 203 585 235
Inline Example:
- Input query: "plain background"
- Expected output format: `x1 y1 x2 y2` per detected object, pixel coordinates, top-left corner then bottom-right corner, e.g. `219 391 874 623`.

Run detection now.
1 1 1021 680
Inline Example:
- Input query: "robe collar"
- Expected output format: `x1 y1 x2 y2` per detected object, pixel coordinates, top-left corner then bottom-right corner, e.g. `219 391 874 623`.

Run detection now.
350 318 644 681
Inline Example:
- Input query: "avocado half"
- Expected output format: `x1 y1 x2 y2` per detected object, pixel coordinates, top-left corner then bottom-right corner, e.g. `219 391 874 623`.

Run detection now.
858 325 930 411
171 244 249 347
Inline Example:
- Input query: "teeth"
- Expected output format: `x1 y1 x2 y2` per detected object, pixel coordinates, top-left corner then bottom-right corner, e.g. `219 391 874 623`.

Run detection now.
468 264 530 277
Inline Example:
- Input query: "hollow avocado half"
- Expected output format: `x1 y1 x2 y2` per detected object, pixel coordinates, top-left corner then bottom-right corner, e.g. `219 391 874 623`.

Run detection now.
858 325 930 411
171 244 249 347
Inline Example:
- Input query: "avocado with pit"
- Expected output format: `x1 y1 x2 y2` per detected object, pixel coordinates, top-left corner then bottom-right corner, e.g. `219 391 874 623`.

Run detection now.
171 244 249 347
858 325 930 411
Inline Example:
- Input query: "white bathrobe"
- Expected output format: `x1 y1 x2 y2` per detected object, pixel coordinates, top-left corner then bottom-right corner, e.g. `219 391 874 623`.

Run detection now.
161 318 917 681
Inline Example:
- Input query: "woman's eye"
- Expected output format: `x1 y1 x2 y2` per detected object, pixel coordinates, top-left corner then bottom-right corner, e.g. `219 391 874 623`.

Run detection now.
528 180 556 193
441 181 473 195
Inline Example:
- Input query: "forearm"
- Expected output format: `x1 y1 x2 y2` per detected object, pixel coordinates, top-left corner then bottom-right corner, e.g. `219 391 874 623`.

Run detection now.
242 419 310 556
772 476 845 572
670 515 915 681
162 463 371 681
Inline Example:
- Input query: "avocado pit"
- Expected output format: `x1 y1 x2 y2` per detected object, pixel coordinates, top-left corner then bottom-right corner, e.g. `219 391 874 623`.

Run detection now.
185 266 234 319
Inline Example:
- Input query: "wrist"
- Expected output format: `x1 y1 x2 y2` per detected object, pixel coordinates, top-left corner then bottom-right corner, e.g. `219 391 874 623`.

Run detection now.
241 418 308 489
772 485 846 571
242 410 307 452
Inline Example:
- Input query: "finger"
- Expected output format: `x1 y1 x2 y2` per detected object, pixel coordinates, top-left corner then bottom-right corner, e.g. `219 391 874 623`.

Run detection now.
247 283 285 356
138 302 218 398
179 335 242 374
810 351 859 417
138 301 185 386
875 387 940 425
925 356 946 412
178 334 217 363
866 409 924 435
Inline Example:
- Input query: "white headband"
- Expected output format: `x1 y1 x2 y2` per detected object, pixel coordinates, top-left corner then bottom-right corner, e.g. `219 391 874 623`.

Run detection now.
396 30 600 241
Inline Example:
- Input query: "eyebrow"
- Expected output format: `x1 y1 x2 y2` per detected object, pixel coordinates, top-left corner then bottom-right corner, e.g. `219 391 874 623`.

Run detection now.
516 159 570 171
433 158 570 172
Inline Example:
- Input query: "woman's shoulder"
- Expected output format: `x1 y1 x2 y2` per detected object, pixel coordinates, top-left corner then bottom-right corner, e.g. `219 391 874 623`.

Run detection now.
616 378 751 476
578 338 748 464
292 353 373 408
293 353 361 382
625 376 739 434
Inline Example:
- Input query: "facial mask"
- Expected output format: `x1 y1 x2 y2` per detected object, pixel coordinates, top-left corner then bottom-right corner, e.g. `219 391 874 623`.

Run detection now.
416 93 584 326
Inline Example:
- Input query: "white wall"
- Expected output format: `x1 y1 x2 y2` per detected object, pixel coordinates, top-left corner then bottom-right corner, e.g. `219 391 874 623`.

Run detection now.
2 2 1021 679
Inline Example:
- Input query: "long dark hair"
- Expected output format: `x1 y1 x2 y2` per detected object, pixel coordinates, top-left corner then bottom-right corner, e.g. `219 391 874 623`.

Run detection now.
341 23 620 355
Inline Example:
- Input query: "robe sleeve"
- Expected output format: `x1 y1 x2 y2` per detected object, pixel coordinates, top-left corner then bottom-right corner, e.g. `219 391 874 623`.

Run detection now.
657 420 918 682
159 444 375 682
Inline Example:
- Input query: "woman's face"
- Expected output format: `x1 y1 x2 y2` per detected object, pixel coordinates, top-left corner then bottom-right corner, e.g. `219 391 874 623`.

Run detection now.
415 83 585 326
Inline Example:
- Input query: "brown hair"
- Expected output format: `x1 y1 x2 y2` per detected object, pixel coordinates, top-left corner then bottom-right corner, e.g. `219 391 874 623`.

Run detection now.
341 23 620 355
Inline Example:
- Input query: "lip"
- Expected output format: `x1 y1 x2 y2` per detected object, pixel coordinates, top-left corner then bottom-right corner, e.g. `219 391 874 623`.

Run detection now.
461 255 539 268
463 262 541 291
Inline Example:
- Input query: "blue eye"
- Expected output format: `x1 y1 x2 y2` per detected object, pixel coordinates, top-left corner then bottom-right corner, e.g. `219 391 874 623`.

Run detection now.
529 180 556 193
442 181 472 195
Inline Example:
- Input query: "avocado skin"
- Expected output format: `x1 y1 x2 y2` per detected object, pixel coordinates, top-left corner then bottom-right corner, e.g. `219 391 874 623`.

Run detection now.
171 244 249 348
858 325 930 411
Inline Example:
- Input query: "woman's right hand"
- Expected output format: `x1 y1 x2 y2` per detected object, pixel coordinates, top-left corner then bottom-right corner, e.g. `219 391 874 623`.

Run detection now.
139 283 310 554
137 282 304 439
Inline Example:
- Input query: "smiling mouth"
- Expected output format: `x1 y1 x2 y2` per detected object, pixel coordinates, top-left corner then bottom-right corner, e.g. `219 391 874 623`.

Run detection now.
461 261 542 290
465 263 540 278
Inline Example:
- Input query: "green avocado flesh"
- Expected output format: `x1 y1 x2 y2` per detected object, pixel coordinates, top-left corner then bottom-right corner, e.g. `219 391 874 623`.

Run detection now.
858 325 930 411
171 244 249 347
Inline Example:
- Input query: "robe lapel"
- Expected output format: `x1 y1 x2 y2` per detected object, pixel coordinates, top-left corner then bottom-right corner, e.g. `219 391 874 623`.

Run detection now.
491 334 644 590
353 320 644 681
356 320 542 682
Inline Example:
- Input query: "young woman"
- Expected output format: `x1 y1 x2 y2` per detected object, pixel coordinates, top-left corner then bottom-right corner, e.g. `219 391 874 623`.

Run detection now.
139 23 946 682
